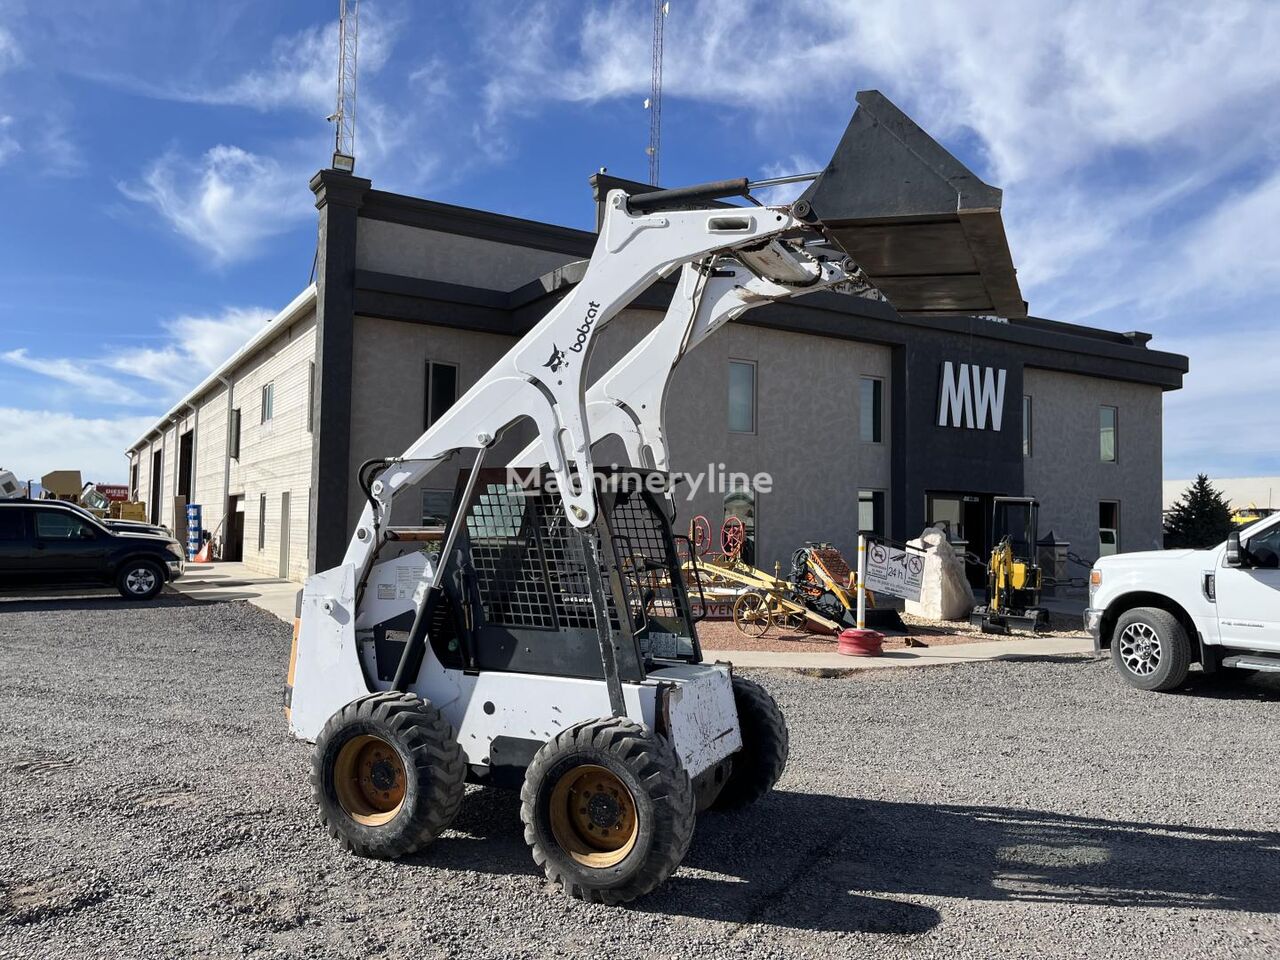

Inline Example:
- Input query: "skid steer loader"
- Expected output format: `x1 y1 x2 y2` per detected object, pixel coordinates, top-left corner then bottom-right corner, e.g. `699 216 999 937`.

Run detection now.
287 90 1025 903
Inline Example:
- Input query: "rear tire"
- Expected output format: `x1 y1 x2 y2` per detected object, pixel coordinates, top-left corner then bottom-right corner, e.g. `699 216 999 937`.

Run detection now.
1111 607 1191 692
116 558 163 600
712 675 789 810
521 717 694 904
311 692 465 859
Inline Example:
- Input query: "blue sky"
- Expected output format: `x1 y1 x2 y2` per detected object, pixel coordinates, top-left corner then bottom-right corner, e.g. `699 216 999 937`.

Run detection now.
1 0 1278 485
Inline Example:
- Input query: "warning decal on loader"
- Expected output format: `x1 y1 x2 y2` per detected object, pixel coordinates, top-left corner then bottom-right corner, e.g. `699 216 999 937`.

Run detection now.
863 539 924 602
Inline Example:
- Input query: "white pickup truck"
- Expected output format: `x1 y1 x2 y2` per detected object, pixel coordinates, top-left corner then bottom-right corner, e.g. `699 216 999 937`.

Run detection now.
1085 512 1280 690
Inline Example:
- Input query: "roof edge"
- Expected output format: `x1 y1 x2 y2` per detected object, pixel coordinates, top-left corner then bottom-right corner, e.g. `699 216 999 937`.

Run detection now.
126 285 317 454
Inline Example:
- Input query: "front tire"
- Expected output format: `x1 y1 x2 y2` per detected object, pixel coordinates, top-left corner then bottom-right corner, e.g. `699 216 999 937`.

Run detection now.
1111 607 1191 692
521 717 694 904
311 692 465 859
712 675 789 810
116 558 164 600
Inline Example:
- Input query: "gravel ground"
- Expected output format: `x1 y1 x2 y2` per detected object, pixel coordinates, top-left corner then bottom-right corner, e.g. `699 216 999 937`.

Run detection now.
2 595 1278 959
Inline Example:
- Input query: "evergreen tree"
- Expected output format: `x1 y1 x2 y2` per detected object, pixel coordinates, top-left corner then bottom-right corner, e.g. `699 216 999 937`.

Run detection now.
1163 474 1234 549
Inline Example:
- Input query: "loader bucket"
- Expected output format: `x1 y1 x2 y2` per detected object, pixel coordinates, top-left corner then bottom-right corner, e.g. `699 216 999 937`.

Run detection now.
800 90 1026 318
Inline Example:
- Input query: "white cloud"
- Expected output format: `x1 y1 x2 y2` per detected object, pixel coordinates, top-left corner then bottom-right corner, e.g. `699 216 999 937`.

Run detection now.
118 145 309 263
0 408 154 485
0 114 17 166
2 348 148 405
0 25 20 74
105 306 272 384
2 305 270 415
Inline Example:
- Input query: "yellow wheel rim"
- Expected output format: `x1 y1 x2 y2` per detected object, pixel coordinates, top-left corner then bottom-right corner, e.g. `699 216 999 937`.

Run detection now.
548 764 639 868
734 592 771 637
333 734 407 827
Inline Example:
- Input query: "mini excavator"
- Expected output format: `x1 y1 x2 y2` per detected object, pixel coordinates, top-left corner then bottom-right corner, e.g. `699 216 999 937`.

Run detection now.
286 91 1025 904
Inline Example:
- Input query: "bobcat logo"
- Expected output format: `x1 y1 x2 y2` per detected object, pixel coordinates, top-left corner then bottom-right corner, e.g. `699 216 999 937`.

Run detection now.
543 345 567 373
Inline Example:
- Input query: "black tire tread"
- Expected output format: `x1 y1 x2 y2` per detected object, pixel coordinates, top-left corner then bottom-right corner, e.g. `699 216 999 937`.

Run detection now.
310 692 465 859
520 717 694 905
1111 606 1192 692
712 675 789 810
116 557 164 601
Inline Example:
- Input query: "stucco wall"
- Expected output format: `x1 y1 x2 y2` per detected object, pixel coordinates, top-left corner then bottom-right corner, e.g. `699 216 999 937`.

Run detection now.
356 219 578 290
1022 367 1164 560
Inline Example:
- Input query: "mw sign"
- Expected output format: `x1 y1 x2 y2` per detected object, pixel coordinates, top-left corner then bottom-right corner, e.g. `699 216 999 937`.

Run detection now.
937 361 1006 431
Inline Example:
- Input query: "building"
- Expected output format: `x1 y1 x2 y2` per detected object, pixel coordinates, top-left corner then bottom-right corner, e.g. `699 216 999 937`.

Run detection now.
125 170 1188 583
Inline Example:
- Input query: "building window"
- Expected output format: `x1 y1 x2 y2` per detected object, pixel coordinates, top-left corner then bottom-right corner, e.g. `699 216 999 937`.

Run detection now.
859 377 883 443
229 408 242 460
424 361 459 430
723 479 756 564
1100 405 1117 462
858 490 886 537
258 493 266 551
307 362 315 433
1022 395 1032 458
728 360 756 434
422 489 455 526
1099 501 1120 557
261 383 275 424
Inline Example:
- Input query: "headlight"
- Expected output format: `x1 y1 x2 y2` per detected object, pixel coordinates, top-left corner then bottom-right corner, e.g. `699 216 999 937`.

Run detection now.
167 542 185 559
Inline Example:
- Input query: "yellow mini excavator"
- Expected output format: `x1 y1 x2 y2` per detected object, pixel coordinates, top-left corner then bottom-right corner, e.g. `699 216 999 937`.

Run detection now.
971 497 1049 635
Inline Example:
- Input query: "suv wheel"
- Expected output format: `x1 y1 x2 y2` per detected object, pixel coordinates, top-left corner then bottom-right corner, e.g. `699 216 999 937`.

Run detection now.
1111 607 1191 692
117 559 164 600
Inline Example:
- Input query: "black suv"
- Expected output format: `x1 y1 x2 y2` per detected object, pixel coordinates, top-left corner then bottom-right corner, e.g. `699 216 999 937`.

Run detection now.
0 500 185 600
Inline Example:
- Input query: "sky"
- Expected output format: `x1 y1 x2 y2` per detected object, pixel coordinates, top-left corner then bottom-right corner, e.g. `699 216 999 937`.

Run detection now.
0 0 1278 485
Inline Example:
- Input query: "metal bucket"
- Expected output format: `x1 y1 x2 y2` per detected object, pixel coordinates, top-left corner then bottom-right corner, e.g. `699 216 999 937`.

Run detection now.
801 90 1026 318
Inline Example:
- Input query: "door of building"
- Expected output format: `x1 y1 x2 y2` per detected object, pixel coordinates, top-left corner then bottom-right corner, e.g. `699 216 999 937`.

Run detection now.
149 450 163 525
926 491 994 587
177 430 194 502
279 492 290 579
224 495 244 562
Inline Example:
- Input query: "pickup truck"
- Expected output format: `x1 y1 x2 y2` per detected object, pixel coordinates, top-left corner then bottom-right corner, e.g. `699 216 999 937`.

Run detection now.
1085 512 1280 690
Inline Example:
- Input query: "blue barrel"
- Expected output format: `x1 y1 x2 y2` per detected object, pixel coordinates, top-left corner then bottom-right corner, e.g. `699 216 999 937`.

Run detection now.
186 503 202 560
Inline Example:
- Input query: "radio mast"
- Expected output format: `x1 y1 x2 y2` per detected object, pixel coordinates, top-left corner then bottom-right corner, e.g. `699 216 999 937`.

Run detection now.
645 1 668 185
330 0 359 172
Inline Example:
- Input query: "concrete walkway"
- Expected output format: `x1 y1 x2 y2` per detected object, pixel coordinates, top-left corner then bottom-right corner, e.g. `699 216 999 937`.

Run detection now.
712 634 1093 672
170 561 299 622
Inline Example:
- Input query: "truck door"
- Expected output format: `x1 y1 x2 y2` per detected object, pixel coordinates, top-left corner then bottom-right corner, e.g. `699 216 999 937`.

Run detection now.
1215 520 1280 653
29 508 109 583
0 507 32 584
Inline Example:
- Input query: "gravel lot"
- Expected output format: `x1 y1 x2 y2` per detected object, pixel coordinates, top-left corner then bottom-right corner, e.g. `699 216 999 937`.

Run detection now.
2 595 1277 959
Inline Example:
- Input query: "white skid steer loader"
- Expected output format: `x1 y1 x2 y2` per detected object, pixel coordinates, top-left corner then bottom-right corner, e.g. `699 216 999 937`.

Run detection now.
286 90 1025 903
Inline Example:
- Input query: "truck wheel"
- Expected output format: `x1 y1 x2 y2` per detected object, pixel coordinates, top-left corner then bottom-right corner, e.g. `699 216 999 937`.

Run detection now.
521 717 694 904
116 559 164 600
1111 607 1191 692
712 675 789 810
311 692 465 859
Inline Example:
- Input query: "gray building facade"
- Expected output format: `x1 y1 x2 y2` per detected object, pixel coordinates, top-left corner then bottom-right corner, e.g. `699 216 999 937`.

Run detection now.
126 170 1188 583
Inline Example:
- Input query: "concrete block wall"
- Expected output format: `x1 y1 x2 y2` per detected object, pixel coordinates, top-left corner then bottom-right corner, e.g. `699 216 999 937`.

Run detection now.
1022 367 1164 562
229 315 317 581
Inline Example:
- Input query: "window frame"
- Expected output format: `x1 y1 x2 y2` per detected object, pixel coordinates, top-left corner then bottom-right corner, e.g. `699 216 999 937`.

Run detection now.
859 376 884 444
260 382 275 425
1022 395 1033 458
727 359 757 435
229 408 242 460
1100 405 1118 462
424 360 460 431
307 361 316 433
1099 499 1121 552
857 488 887 537
257 493 267 551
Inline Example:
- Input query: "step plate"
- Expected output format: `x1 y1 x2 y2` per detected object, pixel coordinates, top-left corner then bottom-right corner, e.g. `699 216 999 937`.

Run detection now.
1222 655 1280 673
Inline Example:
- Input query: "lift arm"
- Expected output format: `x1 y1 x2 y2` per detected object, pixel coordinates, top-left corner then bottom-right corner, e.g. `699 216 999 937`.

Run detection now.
508 250 869 472
342 191 808 574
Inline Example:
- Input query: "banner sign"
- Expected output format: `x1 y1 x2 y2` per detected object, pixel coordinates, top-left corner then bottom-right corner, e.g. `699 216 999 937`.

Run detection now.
864 538 925 602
